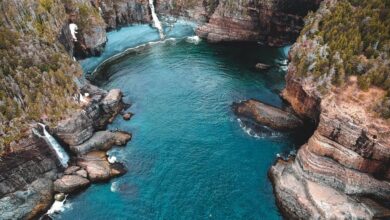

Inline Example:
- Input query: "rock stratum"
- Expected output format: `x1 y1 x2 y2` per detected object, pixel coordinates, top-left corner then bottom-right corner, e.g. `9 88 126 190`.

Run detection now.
0 82 131 219
197 0 322 45
269 0 390 218
2 0 389 219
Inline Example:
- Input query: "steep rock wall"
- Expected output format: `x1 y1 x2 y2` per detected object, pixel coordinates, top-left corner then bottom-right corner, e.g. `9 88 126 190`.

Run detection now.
0 138 58 219
270 1 390 218
197 0 322 45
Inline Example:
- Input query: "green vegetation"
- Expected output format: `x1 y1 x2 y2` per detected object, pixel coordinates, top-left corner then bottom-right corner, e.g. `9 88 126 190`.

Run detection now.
294 0 390 118
39 0 54 12
77 2 103 34
0 1 80 153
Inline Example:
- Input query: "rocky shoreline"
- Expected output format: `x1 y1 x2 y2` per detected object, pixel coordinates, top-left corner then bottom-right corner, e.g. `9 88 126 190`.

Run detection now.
0 82 132 219
267 1 390 216
3 0 389 219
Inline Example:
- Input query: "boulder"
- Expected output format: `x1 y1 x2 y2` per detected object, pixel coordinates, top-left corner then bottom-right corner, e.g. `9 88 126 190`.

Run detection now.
54 193 65 201
75 169 88 178
64 166 80 175
53 111 94 146
77 151 126 182
123 112 133 121
70 131 131 155
232 99 303 131
101 89 123 114
53 175 90 193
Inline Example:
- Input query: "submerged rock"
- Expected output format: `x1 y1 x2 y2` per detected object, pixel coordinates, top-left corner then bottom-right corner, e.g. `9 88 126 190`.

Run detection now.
232 99 303 131
53 175 90 194
255 63 271 70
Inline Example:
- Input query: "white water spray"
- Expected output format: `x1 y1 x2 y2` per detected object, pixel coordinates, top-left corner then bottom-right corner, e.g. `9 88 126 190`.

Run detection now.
33 123 70 168
148 0 165 39
46 195 69 216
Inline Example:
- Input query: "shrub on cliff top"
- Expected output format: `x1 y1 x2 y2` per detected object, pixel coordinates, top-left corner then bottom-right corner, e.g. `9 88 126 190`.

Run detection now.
294 0 390 118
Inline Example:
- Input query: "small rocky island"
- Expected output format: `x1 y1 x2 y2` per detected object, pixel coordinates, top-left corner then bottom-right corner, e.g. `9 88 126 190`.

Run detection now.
0 0 389 219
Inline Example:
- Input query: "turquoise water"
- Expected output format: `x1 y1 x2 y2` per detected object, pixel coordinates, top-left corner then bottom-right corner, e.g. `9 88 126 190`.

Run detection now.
58 24 298 220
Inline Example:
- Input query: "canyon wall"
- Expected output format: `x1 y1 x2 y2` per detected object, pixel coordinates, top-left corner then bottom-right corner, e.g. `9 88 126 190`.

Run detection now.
197 0 322 45
270 0 390 218
0 1 129 219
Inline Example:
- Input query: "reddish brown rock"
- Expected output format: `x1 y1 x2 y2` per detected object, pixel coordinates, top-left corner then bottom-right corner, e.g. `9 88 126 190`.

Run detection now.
197 0 322 46
270 7 390 218
123 112 133 121
70 131 131 155
54 175 90 193
232 99 303 131
77 151 126 182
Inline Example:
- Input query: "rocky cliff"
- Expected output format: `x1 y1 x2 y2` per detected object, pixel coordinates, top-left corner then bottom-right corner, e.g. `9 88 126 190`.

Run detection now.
0 138 58 219
0 1 132 219
270 0 390 218
197 0 322 45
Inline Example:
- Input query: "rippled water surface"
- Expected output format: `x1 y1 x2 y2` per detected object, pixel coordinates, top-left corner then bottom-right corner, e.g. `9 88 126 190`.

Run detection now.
58 23 298 220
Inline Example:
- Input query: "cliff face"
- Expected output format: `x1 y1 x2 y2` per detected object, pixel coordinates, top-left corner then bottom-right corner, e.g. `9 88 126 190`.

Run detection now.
197 0 322 45
270 0 390 218
0 1 129 218
0 138 58 219
0 0 81 151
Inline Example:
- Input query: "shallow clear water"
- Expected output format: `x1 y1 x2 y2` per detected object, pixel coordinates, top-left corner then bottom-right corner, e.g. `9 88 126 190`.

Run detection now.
58 24 298 220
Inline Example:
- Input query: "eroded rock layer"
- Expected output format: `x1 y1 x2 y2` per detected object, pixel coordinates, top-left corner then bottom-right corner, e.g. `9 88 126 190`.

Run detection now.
270 2 390 217
197 0 322 45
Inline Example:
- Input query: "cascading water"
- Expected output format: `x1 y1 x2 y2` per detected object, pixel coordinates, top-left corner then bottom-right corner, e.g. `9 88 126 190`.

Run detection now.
33 123 70 168
148 0 165 39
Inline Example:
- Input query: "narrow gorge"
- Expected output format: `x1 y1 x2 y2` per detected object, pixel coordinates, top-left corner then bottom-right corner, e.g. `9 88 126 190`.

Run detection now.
0 0 389 219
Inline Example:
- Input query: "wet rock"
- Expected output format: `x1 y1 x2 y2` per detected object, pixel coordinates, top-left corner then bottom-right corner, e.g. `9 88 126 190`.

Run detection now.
77 151 126 182
123 112 133 121
54 175 90 194
70 131 131 155
232 99 303 131
54 193 65 201
255 63 271 70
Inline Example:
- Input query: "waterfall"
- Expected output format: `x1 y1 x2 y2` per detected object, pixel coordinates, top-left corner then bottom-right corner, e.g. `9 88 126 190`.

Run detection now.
148 0 165 39
33 123 70 168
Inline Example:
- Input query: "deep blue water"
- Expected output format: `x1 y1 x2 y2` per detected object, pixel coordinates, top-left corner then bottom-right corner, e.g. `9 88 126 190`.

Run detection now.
58 23 297 220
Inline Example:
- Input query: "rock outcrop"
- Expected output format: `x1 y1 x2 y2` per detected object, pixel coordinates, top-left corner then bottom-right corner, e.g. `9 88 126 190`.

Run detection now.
232 99 303 131
0 82 131 219
53 87 125 146
77 151 126 182
70 130 131 155
100 0 151 30
197 0 322 45
54 174 90 193
269 1 390 217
